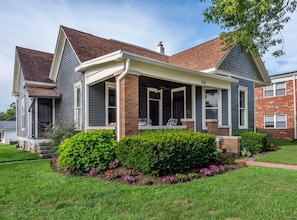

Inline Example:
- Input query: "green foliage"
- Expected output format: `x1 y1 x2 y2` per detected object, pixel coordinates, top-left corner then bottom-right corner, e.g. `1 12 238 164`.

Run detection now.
235 131 270 153
200 0 297 57
0 102 16 120
56 130 117 174
116 129 217 176
240 148 252 157
44 121 77 153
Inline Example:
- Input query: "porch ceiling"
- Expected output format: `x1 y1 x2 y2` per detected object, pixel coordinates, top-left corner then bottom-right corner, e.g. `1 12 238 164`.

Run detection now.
139 76 184 89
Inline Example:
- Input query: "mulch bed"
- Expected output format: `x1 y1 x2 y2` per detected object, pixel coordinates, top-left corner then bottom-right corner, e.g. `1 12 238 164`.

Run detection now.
51 160 247 186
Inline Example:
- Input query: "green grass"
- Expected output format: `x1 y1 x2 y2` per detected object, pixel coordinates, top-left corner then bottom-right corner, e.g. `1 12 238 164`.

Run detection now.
0 160 297 218
1 141 297 219
0 144 40 163
254 140 297 165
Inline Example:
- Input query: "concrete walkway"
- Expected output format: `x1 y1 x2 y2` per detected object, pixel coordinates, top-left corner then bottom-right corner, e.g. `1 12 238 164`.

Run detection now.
236 159 297 170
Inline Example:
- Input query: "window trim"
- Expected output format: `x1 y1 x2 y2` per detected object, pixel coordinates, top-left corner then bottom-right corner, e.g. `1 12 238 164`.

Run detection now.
238 86 248 129
171 86 186 120
264 114 287 129
147 87 163 126
263 81 286 98
74 81 82 130
105 82 116 125
202 88 221 130
21 96 26 131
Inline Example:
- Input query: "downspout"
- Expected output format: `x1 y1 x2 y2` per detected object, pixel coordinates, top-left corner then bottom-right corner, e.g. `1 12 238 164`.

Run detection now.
116 58 130 141
293 74 297 139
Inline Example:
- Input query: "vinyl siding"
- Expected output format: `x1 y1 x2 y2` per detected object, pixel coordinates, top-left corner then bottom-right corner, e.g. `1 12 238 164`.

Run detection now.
195 86 203 132
221 89 228 126
55 40 85 129
231 78 254 134
219 46 262 81
89 82 105 126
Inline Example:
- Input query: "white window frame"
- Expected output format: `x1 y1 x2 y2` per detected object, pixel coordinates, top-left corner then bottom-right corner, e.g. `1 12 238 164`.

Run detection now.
238 86 248 129
147 87 163 126
105 82 116 125
74 81 82 130
264 114 287 129
202 88 221 130
264 81 286 97
21 96 26 131
171 87 186 119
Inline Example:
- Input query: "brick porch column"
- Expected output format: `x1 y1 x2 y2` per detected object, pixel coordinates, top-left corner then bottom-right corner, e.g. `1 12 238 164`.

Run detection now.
120 74 139 139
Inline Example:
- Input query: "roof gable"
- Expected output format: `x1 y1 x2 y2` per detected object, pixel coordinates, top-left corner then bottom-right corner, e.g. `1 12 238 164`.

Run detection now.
62 26 169 63
16 47 53 83
169 38 230 71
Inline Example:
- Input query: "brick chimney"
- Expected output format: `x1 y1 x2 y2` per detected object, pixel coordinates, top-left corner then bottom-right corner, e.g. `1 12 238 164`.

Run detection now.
156 41 165 54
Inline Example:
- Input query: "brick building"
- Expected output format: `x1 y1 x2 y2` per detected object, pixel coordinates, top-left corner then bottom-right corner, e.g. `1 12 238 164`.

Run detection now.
255 70 297 140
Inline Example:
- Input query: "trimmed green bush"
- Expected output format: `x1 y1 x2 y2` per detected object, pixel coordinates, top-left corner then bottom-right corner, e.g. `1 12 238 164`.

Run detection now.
234 131 270 153
56 130 116 174
116 129 217 176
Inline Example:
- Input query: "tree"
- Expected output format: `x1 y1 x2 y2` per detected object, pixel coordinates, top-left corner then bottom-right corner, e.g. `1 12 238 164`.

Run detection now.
0 102 16 120
200 0 297 56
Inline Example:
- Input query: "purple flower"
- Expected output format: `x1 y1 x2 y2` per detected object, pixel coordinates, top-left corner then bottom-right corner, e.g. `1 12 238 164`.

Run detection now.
124 170 132 176
200 168 214 176
108 160 119 169
162 176 175 184
88 167 97 176
51 157 58 163
124 176 136 183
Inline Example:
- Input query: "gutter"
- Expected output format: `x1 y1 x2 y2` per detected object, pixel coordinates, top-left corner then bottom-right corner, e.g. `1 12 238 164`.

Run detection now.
116 58 130 141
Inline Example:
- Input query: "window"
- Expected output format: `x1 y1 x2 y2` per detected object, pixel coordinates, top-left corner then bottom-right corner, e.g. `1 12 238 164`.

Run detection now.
74 82 82 130
205 89 218 120
106 83 116 125
172 87 186 120
264 114 287 129
239 86 248 128
21 96 26 130
264 82 286 97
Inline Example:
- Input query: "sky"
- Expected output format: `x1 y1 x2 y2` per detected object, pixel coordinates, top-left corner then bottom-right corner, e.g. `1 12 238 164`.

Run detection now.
0 0 296 112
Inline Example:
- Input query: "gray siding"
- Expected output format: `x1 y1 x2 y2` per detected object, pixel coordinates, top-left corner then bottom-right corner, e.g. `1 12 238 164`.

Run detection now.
219 46 262 81
231 78 254 134
221 89 228 125
89 82 105 126
16 71 29 138
195 86 203 132
55 40 85 129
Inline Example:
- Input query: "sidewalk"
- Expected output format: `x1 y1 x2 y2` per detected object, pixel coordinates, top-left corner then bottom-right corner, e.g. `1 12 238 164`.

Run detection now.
236 159 297 170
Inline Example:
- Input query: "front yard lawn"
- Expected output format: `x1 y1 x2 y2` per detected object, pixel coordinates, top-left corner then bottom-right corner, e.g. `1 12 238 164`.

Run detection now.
1 159 297 219
0 144 40 163
254 140 297 165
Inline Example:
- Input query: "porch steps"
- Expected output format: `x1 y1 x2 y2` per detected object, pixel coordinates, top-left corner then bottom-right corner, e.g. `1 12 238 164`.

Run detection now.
36 143 53 158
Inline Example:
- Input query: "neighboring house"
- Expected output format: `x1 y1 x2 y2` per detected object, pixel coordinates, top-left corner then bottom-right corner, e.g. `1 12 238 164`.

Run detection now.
0 120 16 144
255 70 297 140
12 25 270 153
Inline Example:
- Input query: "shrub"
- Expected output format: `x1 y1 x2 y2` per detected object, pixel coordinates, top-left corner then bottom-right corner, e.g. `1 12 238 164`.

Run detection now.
56 130 116 174
45 121 77 153
234 131 270 153
116 129 216 176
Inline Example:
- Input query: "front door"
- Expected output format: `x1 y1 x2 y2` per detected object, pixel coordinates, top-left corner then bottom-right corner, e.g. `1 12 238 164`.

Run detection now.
38 99 52 138
147 88 162 125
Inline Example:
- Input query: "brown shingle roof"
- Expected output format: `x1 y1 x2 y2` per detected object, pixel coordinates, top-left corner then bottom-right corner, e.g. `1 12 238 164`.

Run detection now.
169 38 230 71
62 26 169 63
26 87 60 98
17 47 53 83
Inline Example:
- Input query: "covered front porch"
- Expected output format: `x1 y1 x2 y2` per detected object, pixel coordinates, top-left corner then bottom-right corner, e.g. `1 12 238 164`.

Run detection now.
77 52 238 140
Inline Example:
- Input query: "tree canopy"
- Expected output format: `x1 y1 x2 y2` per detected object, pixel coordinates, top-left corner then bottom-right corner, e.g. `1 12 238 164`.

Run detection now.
0 102 16 120
200 0 297 56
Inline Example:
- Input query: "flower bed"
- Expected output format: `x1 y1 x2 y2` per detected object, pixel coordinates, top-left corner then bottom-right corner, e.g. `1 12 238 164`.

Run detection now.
51 158 247 186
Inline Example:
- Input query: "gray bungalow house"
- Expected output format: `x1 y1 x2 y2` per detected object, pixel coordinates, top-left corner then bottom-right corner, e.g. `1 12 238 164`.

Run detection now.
12 26 270 153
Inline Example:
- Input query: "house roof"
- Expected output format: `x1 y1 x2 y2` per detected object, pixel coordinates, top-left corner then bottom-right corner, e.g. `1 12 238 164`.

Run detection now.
62 26 168 63
16 47 54 83
0 121 16 131
26 87 61 98
169 38 230 71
